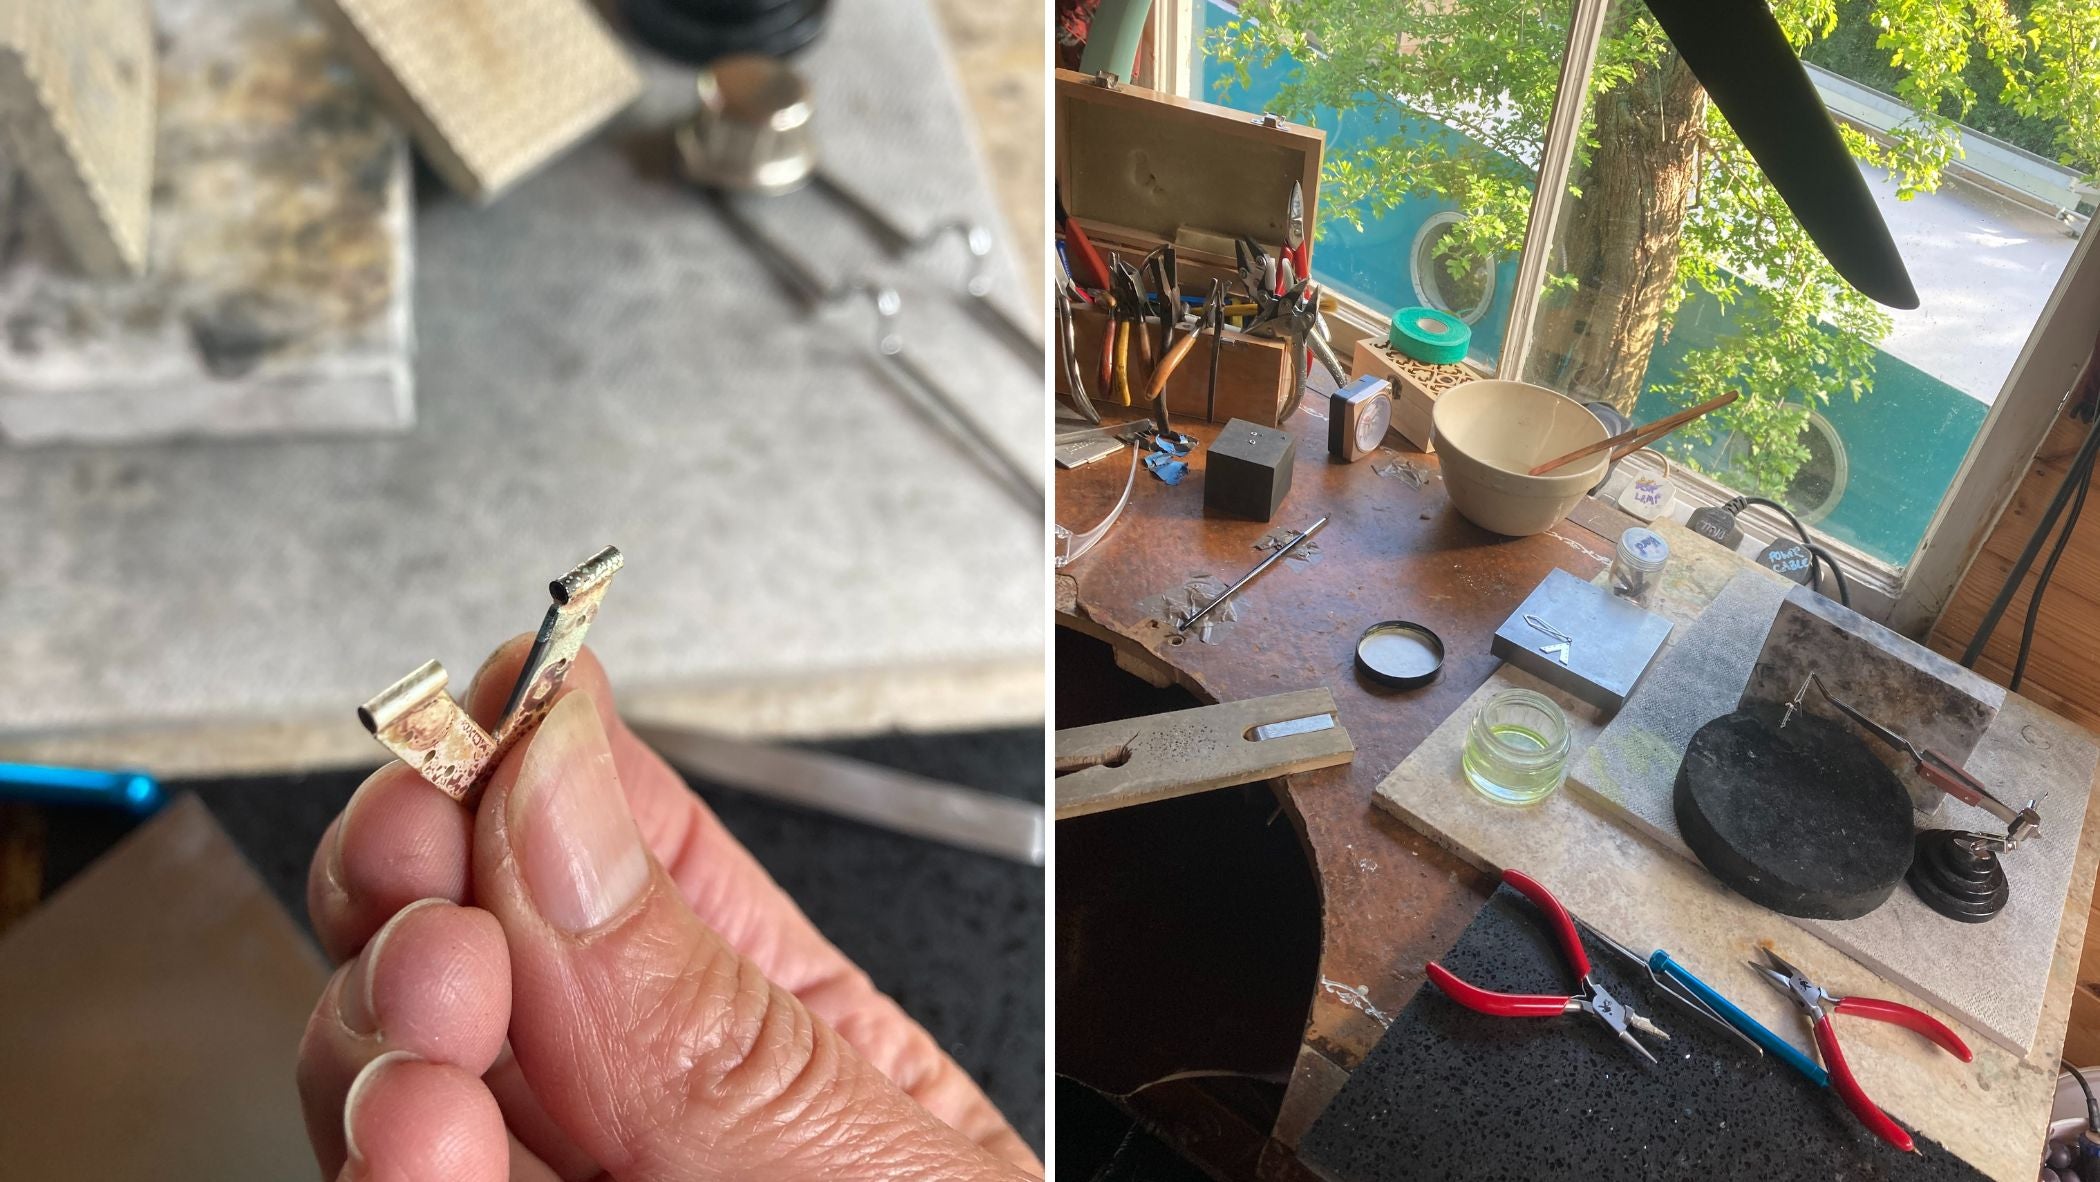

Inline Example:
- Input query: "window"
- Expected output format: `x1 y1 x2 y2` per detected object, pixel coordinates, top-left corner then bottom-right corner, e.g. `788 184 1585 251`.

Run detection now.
1513 0 2084 573
1185 0 1568 370
1172 0 2100 613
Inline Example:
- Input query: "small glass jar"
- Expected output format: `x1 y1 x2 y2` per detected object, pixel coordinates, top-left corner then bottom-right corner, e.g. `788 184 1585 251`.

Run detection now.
1610 525 1670 605
1462 689 1572 806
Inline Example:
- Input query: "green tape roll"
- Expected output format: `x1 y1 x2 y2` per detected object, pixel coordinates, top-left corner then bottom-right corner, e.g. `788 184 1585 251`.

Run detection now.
1388 306 1472 365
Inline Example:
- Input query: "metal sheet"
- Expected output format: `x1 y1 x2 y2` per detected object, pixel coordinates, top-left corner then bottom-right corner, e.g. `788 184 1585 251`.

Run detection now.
1490 569 1673 711
633 724 1044 866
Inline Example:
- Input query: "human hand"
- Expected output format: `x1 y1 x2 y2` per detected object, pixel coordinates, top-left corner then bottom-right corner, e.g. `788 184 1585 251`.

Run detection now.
297 636 1040 1179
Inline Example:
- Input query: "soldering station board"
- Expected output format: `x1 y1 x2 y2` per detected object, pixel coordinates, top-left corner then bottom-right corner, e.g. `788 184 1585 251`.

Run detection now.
1571 567 2098 1056
1301 884 1994 1182
1370 522 2100 1182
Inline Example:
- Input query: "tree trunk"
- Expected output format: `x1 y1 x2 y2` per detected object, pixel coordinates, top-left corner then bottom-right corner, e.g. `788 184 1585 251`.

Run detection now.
1526 50 1706 412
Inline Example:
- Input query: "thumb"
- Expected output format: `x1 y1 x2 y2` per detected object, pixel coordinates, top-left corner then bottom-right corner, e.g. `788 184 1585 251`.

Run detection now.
474 691 1027 1182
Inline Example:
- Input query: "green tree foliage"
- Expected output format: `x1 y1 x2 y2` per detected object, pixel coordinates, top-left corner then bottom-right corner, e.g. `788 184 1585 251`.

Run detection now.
1208 0 2093 501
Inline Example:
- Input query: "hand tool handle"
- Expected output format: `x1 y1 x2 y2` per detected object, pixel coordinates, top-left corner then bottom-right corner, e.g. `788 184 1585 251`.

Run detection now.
1425 961 1573 1017
1650 950 1827 1085
1113 321 1133 406
1145 329 1205 404
0 762 162 815
1812 1016 1917 1155
1912 751 2015 827
1834 997 1973 1062
1528 391 1739 476
1058 198 1111 291
1502 869 1589 979
1099 305 1117 391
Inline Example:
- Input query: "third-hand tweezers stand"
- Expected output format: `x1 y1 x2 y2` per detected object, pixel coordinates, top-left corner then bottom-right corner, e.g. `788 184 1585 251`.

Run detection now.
674 53 1040 514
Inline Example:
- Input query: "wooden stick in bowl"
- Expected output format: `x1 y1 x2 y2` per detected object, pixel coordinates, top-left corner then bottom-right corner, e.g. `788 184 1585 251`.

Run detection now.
1527 391 1740 476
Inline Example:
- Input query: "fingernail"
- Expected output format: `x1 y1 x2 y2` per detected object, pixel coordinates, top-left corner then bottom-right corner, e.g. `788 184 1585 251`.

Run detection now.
339 899 445 1035
509 691 648 933
343 1051 419 1166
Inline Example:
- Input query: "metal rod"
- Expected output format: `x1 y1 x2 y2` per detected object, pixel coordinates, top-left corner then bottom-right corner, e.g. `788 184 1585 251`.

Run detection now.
1575 918 1770 1060
713 190 1039 516
709 191 903 353
1178 516 1329 633
630 723 1044 866
813 167 1041 364
881 348 1044 516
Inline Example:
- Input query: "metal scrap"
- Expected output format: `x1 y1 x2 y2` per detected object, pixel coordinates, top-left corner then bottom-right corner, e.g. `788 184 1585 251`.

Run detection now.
1137 574 1238 645
1255 525 1324 567
358 545 623 804
1374 456 1431 487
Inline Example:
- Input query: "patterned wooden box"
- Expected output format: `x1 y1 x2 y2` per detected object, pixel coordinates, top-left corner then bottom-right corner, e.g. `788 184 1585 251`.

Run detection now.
1348 338 1474 452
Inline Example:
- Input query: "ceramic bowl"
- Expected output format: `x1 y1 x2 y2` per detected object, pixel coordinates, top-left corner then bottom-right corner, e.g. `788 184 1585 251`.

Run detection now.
1431 379 1611 536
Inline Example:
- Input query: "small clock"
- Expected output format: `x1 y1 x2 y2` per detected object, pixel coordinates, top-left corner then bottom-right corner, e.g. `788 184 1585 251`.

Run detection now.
1328 375 1393 462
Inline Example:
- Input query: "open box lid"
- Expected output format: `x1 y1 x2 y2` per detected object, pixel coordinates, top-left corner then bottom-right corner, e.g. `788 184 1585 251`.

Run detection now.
1055 68 1324 267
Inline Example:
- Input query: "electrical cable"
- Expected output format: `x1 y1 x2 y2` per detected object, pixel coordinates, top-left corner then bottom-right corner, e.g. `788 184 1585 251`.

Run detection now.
2066 1058 2100 1134
1807 543 1851 607
1727 494 1831 598
2011 444 2095 691
1961 329 2100 669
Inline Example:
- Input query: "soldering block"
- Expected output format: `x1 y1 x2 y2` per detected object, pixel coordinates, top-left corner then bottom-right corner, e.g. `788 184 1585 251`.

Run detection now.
304 0 642 202
1738 586 2004 812
1205 417 1295 522
0 0 415 445
1491 569 1672 711
0 0 156 277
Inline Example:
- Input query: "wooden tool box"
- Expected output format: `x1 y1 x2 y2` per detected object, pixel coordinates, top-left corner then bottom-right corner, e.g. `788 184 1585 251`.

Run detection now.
1055 68 1323 427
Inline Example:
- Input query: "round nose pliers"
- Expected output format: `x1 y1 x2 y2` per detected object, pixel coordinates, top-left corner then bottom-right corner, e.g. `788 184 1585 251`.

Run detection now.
1424 868 1670 1064
1750 946 1972 1155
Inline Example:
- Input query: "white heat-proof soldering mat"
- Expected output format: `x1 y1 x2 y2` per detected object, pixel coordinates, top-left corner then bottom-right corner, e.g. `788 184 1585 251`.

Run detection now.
0 0 1045 769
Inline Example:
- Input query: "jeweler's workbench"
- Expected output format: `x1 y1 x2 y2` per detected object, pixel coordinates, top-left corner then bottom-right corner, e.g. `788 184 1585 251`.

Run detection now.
1053 402 2100 1181
1055 401 1613 1163
0 0 1044 775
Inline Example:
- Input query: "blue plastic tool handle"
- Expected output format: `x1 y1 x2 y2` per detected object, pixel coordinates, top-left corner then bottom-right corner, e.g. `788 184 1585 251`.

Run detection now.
1650 948 1828 1086
0 762 163 815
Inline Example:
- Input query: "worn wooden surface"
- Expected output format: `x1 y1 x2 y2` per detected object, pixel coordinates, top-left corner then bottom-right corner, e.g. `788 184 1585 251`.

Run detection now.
1054 688 1353 818
1055 401 1616 1158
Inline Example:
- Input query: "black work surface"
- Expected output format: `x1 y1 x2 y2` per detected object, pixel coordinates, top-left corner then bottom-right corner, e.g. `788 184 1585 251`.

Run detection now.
1299 885 1987 1182
35 728 1044 1155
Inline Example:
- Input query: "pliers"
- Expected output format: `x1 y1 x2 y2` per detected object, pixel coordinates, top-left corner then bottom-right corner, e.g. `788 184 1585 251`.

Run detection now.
1425 868 1670 1064
1144 244 1180 363
1054 270 1099 424
1280 179 1307 296
1108 256 1156 406
1057 190 1110 291
1234 258 1347 421
1751 947 1971 1155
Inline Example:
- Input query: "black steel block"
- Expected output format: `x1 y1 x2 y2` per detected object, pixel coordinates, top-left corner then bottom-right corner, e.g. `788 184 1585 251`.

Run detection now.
1205 418 1295 521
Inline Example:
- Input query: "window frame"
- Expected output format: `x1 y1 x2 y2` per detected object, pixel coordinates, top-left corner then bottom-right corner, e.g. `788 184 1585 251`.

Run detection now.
1154 2 2093 637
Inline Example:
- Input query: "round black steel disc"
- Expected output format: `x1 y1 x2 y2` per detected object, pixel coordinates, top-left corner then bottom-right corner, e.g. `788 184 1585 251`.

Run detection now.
1673 705 1914 919
1907 828 2009 923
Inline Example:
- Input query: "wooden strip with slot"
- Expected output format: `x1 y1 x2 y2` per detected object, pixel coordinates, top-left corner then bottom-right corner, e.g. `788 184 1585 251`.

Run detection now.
1054 688 1354 819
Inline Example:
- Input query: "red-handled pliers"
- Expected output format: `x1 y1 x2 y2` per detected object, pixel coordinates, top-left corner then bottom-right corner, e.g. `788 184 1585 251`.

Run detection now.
1424 869 1670 1064
1750 947 1971 1155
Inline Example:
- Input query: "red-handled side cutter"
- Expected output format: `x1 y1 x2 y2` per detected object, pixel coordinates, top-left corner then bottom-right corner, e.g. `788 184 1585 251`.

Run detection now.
1750 947 1971 1156
1424 868 1670 1064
